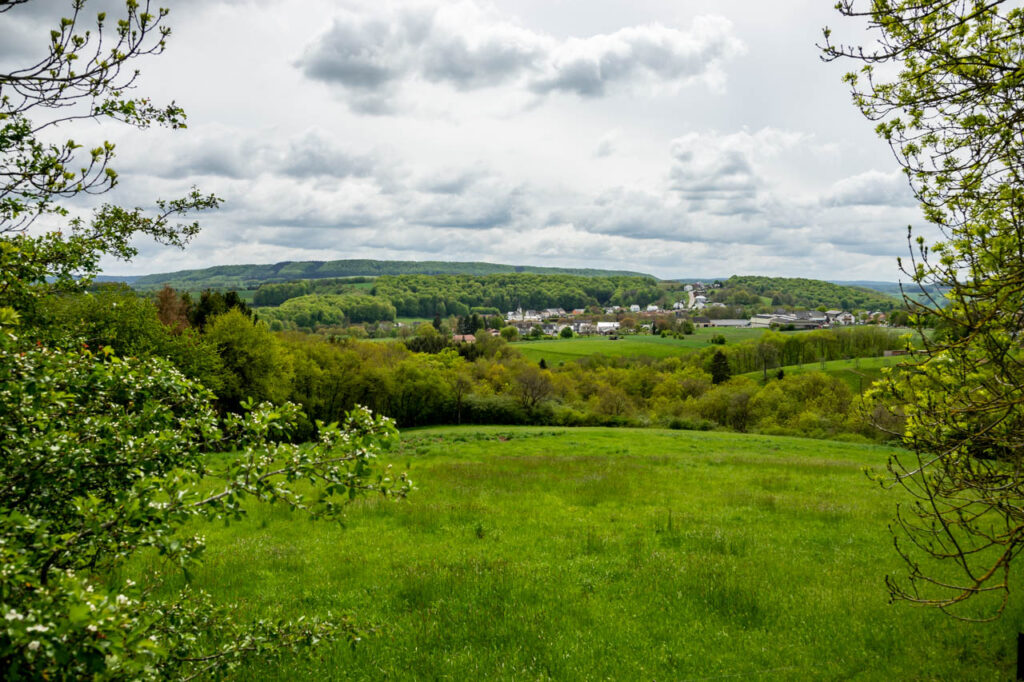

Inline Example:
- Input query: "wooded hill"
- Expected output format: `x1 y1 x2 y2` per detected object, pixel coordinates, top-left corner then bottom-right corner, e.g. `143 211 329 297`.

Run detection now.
719 276 898 311
256 273 662 320
121 259 654 291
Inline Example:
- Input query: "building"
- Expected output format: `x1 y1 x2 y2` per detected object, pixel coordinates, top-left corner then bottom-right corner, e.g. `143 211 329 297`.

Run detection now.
750 313 825 329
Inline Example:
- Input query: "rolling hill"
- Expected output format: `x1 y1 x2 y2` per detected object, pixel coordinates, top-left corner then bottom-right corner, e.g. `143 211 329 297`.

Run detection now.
113 259 656 290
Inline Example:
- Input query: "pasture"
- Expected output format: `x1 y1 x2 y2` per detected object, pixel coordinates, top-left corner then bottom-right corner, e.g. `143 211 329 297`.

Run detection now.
512 327 769 364
131 427 1020 679
739 355 911 393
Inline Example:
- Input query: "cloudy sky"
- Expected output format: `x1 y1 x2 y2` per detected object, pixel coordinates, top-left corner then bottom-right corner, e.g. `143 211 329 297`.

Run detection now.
2 0 926 280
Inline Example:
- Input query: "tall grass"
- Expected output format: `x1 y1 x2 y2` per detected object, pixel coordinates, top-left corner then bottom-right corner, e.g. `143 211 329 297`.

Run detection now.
131 427 1021 679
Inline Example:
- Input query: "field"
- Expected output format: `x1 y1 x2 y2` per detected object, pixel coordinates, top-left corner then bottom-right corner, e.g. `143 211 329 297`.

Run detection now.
131 427 1020 679
739 356 911 393
512 327 769 364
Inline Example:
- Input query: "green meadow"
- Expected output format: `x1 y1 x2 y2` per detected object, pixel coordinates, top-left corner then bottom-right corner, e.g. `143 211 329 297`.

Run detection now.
513 327 767 364
740 356 910 394
131 427 1020 680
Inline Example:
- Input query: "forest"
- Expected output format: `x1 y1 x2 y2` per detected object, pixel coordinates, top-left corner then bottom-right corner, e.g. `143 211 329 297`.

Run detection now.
35 285 909 441
127 258 652 291
716 276 897 311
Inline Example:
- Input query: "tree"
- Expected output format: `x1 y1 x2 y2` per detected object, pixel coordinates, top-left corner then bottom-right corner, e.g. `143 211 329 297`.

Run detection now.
0 1 408 676
824 0 1024 618
205 309 293 411
0 337 408 678
710 350 731 385
0 2 219 319
513 364 553 410
756 341 780 382
154 285 189 332
559 326 574 338
187 289 253 329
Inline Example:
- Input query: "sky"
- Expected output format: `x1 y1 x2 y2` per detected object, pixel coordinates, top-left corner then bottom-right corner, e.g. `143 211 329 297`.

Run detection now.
0 0 928 280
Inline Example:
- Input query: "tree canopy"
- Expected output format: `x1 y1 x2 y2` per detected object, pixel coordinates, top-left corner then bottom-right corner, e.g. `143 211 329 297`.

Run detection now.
825 0 1024 619
0 1 408 677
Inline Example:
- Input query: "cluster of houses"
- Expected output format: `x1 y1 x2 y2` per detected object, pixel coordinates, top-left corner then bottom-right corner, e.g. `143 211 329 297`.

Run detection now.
497 304 886 338
487 280 889 338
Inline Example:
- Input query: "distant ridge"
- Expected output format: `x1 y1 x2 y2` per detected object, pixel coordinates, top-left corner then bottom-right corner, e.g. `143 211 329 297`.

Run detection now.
114 259 656 290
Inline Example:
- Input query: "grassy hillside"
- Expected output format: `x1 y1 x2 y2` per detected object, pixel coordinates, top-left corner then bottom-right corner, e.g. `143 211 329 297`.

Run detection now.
512 328 766 364
738 355 908 393
128 427 1020 680
121 259 655 290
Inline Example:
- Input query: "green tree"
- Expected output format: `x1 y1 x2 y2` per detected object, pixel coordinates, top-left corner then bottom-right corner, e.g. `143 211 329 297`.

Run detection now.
0 337 408 678
825 0 1024 617
513 363 554 410
0 1 407 676
710 350 731 385
205 309 293 411
559 326 574 338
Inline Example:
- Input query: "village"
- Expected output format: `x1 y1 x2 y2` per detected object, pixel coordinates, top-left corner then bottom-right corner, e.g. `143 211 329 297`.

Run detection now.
497 281 888 338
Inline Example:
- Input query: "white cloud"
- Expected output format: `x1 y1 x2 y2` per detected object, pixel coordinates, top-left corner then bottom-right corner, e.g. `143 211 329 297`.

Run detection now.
822 169 917 208
298 2 745 113
50 0 925 281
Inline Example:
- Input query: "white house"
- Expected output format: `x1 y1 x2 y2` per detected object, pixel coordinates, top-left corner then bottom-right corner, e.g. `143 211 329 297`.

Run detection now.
597 321 621 334
629 304 641 313
646 304 659 312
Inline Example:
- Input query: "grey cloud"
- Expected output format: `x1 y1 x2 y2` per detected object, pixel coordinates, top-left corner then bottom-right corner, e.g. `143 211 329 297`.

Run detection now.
118 127 385 182
410 199 515 229
671 149 759 197
420 31 544 89
406 176 524 229
279 133 377 179
822 170 917 208
666 129 808 217
553 188 694 241
125 136 254 180
299 17 405 90
416 169 480 195
530 21 743 97
298 3 743 113
670 148 761 216
594 135 617 158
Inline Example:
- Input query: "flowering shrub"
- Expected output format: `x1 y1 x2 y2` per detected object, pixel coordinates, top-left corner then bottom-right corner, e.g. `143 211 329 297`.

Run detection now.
0 332 410 679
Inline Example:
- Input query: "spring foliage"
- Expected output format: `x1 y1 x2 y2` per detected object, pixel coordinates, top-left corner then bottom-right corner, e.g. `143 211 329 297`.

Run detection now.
0 1 411 677
825 0 1024 617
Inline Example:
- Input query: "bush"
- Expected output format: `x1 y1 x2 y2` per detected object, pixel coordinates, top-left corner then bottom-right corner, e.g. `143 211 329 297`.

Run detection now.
665 416 715 431
463 394 529 425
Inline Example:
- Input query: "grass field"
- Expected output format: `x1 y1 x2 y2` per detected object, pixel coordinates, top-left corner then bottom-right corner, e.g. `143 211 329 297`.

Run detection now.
739 356 914 394
131 427 1020 679
513 327 769 364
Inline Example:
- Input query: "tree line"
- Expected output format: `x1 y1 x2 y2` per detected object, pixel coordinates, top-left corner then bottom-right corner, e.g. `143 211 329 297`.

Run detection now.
36 285 907 441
